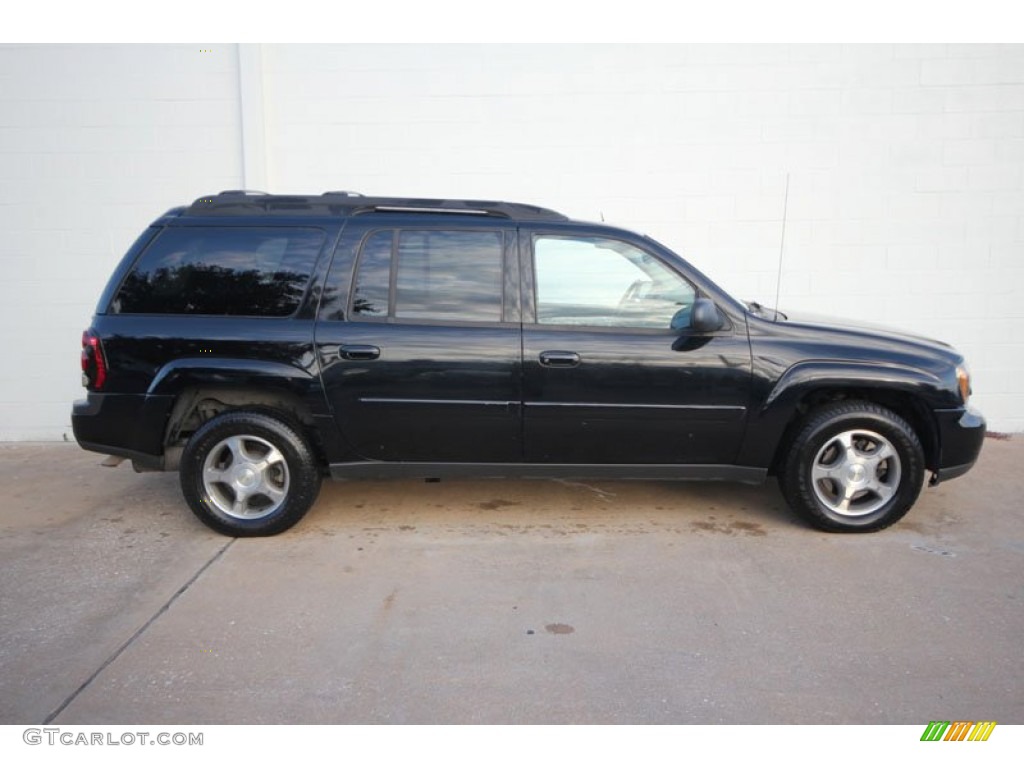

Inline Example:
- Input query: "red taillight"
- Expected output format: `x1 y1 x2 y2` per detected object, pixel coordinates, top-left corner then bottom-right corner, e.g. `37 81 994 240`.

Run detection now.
81 329 107 389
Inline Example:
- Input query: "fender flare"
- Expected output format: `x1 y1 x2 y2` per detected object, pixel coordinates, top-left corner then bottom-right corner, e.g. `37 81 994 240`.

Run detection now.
737 359 945 469
762 359 943 412
147 357 319 398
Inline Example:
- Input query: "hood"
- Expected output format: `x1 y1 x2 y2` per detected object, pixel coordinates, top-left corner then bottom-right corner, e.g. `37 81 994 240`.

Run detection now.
784 311 949 345
768 309 960 362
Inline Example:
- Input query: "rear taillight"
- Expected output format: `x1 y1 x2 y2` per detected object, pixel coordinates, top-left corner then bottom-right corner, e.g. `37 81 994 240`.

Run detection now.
81 329 107 389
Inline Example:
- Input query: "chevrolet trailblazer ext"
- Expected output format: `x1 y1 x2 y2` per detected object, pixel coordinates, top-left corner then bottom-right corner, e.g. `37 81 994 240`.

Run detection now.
73 191 985 536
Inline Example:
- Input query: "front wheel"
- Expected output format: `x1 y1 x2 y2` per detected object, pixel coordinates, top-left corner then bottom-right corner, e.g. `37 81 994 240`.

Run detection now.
180 410 322 537
779 401 925 532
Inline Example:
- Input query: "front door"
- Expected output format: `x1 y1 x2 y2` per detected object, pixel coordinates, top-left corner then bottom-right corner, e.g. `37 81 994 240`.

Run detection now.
521 230 751 465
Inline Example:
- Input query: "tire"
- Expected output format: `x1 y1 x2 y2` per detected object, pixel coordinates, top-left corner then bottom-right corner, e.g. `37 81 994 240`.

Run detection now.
180 410 322 537
779 401 925 533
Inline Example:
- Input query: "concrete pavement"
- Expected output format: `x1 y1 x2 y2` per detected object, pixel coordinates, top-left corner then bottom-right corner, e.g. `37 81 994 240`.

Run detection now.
0 438 1021 724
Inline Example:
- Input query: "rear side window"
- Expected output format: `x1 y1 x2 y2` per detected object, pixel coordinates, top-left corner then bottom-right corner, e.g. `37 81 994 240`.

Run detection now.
112 227 325 316
350 229 504 323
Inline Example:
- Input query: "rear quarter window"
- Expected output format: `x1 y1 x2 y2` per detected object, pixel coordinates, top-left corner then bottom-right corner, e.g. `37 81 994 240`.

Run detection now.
111 227 325 316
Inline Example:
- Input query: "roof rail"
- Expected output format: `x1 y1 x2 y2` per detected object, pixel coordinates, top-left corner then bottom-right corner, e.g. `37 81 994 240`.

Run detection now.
187 192 568 221
351 199 567 221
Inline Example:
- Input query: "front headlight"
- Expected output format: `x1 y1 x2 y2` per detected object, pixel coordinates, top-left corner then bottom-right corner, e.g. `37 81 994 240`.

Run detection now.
956 363 971 404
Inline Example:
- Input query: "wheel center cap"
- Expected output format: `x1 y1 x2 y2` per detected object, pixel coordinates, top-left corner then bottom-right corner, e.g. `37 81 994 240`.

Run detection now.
847 464 866 483
236 466 258 488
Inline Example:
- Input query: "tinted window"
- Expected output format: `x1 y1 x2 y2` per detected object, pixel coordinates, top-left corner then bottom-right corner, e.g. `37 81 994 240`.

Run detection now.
534 236 696 329
351 230 393 318
113 227 324 316
349 229 504 323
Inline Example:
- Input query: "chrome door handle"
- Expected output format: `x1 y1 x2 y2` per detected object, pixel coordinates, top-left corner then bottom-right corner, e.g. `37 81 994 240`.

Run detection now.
539 350 580 367
339 344 381 361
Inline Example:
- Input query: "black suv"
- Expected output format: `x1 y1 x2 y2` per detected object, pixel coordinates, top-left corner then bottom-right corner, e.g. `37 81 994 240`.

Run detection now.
73 191 985 536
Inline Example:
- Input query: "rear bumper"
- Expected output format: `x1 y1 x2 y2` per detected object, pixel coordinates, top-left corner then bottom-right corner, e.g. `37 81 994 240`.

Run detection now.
72 392 174 463
932 404 986 484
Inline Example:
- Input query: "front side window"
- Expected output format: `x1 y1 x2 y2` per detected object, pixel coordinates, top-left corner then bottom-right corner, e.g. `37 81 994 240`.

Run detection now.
113 227 324 316
350 229 504 323
533 236 696 329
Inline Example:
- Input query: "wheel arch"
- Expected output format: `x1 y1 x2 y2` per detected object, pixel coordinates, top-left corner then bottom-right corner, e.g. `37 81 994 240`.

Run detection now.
163 387 327 470
776 397 927 532
766 387 938 476
739 361 944 474
140 357 327 466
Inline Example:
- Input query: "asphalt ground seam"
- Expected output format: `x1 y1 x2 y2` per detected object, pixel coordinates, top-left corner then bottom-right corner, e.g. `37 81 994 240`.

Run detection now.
41 538 235 724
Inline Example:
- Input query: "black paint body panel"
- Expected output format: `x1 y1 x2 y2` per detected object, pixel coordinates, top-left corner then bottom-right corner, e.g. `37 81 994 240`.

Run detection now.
71 195 985 489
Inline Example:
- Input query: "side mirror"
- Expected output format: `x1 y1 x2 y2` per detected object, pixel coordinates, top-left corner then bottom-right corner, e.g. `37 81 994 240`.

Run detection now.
690 298 724 334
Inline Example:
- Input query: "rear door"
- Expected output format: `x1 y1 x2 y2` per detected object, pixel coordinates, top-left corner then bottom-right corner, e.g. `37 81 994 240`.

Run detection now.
520 229 751 465
316 217 522 463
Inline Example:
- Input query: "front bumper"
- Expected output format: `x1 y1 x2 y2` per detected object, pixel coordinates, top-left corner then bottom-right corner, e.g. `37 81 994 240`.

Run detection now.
931 404 986 484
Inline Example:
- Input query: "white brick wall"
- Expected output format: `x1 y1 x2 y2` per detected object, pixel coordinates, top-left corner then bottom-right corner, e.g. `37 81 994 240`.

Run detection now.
262 43 1023 431
1 44 1021 436
0 44 243 440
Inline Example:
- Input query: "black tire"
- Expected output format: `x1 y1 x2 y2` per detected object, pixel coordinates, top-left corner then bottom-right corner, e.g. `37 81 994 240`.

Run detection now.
180 410 322 537
779 401 925 533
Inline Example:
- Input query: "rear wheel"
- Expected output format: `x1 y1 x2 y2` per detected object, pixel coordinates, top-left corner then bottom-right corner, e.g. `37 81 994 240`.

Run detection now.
779 401 925 532
180 410 321 536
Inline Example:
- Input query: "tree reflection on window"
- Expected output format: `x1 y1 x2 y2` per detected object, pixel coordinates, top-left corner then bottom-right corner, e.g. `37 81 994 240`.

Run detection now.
113 228 324 316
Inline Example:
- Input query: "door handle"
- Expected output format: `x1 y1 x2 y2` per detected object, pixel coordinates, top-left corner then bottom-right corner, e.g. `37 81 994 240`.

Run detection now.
539 350 580 367
339 344 381 361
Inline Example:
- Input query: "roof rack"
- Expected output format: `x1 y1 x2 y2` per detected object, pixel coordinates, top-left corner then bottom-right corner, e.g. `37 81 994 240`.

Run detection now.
187 191 568 222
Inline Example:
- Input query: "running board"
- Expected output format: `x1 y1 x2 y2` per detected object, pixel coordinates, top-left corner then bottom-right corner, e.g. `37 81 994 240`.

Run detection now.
328 462 767 484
